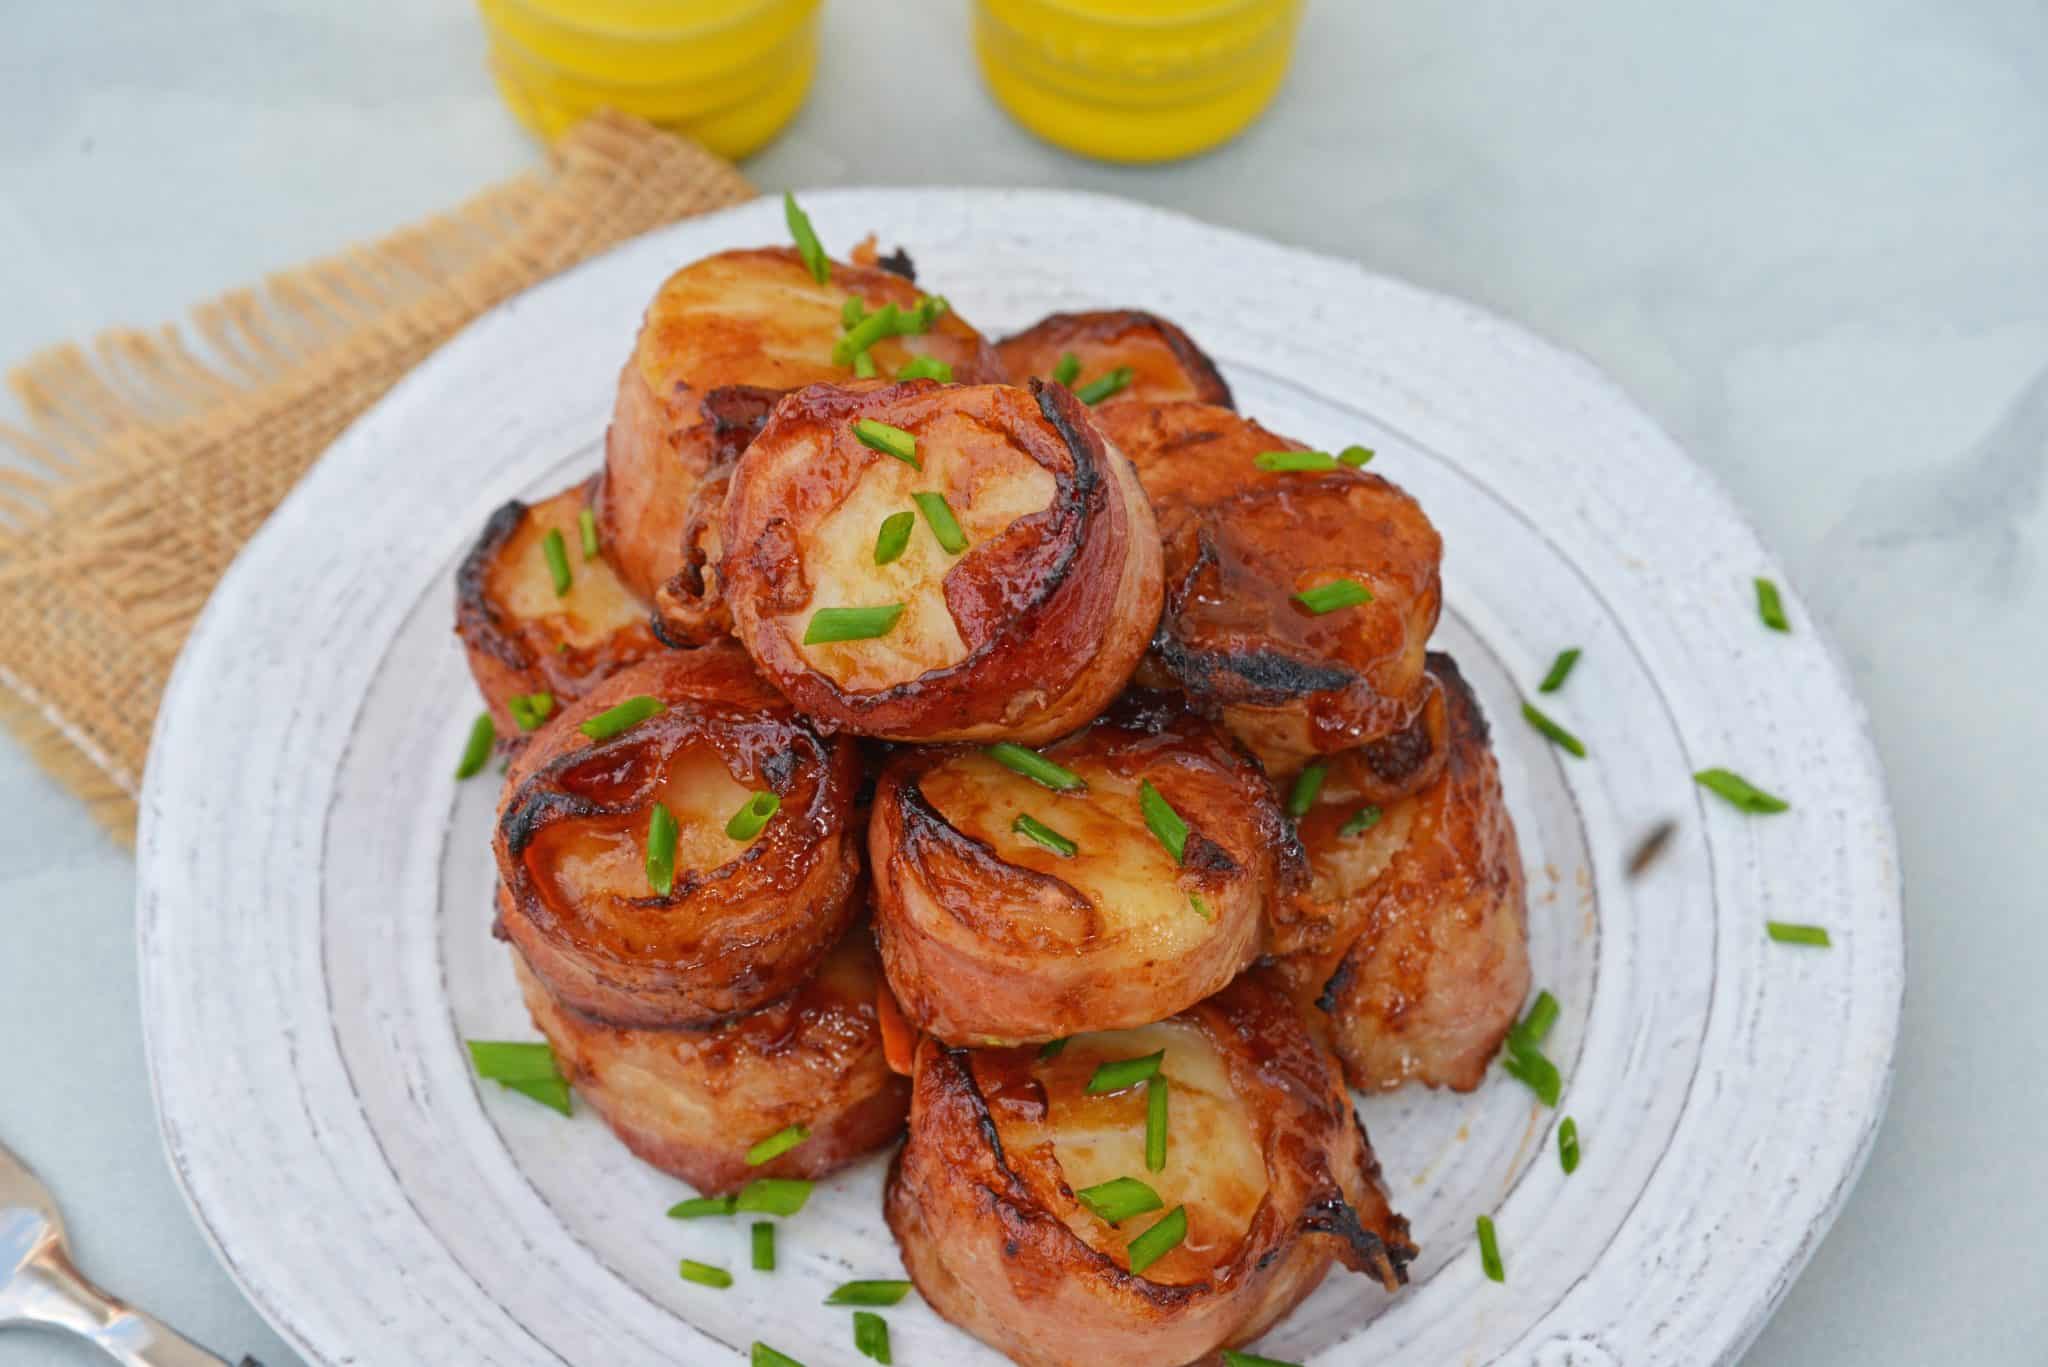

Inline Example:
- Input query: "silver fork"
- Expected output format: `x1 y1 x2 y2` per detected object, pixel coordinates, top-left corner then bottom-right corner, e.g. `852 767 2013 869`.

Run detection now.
1 1138 232 1365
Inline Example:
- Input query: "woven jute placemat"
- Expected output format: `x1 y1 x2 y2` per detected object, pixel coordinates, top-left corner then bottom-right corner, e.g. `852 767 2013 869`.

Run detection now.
0 112 754 843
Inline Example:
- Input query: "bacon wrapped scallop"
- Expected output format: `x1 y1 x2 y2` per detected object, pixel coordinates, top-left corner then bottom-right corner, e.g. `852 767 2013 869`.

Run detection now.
885 970 1415 1367
996 309 1233 409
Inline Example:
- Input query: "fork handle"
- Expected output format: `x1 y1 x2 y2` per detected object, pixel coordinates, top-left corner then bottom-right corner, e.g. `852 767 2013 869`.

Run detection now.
5 1243 229 1366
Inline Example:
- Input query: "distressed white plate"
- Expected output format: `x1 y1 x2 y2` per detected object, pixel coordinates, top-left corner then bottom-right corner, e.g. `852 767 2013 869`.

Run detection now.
137 190 1901 1367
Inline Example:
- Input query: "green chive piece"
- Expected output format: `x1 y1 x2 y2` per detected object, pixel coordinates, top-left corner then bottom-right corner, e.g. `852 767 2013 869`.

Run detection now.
784 191 828 284
1695 768 1789 814
502 1077 573 1115
1254 449 1338 472
727 791 782 841
913 294 949 330
852 418 919 467
646 802 679 896
1294 578 1374 615
1510 990 1559 1051
1756 577 1791 631
873 510 915 565
853 1311 891 1365
897 354 953 382
580 694 664 740
1767 921 1831 947
842 295 867 329
1559 1117 1581 1174
853 349 877 379
987 742 1085 792
735 1178 813 1217
455 712 495 778
578 507 600 560
752 1221 776 1272
667 1193 738 1219
1139 781 1189 864
834 304 903 366
1501 1043 1561 1107
1286 762 1327 819
825 1280 914 1307
912 491 968 554
1074 366 1134 405
1338 444 1375 467
1521 702 1586 758
1087 1050 1165 1095
1477 1214 1505 1283
1538 648 1581 694
1075 1176 1163 1226
1188 892 1213 921
1013 813 1077 857
1037 1037 1069 1061
745 1123 809 1166
1339 806 1382 838
752 1344 805 1367
804 604 906 644
679 1260 733 1289
1145 1076 1168 1173
541 527 572 596
1051 351 1081 386
1126 1206 1188 1275
1223 1351 1306 1367
467 1040 561 1083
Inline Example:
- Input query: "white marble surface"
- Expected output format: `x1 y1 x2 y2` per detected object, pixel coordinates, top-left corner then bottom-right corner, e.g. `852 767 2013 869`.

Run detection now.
0 1 2041 1363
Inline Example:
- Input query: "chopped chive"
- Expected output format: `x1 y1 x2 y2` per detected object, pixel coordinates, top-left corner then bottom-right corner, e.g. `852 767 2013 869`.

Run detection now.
825 1280 914 1307
578 507 600 560
745 1123 809 1166
1766 921 1831 947
911 491 968 554
455 712 495 778
1145 1076 1168 1173
541 527 572 596
646 802 678 896
1188 892 1213 921
1037 1037 1069 1061
502 1077 572 1114
913 294 949 330
1339 806 1382 837
1538 648 1581 693
896 354 953 382
1756 577 1791 631
1013 813 1077 857
842 295 867 329
511 688 554 734
1501 1043 1561 1107
1294 578 1374 615
1051 351 1081 386
833 303 906 365
1559 1116 1581 1174
1521 702 1586 758
1338 444 1375 467
467 1040 572 1116
1086 1049 1165 1095
1074 366 1134 405
853 349 877 379
1075 1176 1163 1225
1254 449 1338 472
1223 1352 1306 1367
735 1178 813 1217
873 510 915 564
668 1193 738 1219
752 1344 804 1367
987 742 1085 792
679 1260 733 1289
580 694 664 740
752 1221 776 1272
727 791 782 841
853 1311 890 1365
804 604 906 644
1139 781 1189 864
1126 1206 1187 1275
1477 1214 1505 1282
1286 762 1327 819
784 191 828 285
1510 990 1560 1051
853 418 919 467
1695 768 1789 813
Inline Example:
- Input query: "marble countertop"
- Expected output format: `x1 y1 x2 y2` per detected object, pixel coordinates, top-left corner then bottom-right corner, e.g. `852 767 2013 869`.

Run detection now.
2 1 2043 1363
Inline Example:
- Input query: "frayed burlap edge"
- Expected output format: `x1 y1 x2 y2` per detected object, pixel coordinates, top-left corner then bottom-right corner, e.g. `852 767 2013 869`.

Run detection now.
0 112 754 845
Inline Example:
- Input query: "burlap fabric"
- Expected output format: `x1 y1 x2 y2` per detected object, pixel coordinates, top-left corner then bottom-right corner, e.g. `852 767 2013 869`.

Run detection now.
0 112 754 843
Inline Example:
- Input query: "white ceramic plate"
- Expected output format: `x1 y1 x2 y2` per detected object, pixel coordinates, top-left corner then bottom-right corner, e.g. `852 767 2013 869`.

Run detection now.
138 190 1901 1367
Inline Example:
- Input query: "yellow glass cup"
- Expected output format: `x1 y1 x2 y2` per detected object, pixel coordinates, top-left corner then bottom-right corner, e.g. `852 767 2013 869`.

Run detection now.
975 0 1306 163
479 0 821 159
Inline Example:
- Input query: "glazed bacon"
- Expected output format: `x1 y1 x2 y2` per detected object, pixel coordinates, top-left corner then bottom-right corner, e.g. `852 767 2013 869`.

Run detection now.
454 479 663 736
598 246 1005 600
869 691 1287 1046
1100 400 1444 778
493 645 863 1029
1271 655 1530 1092
885 971 1415 1367
715 379 1164 743
512 925 908 1195
996 309 1234 408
